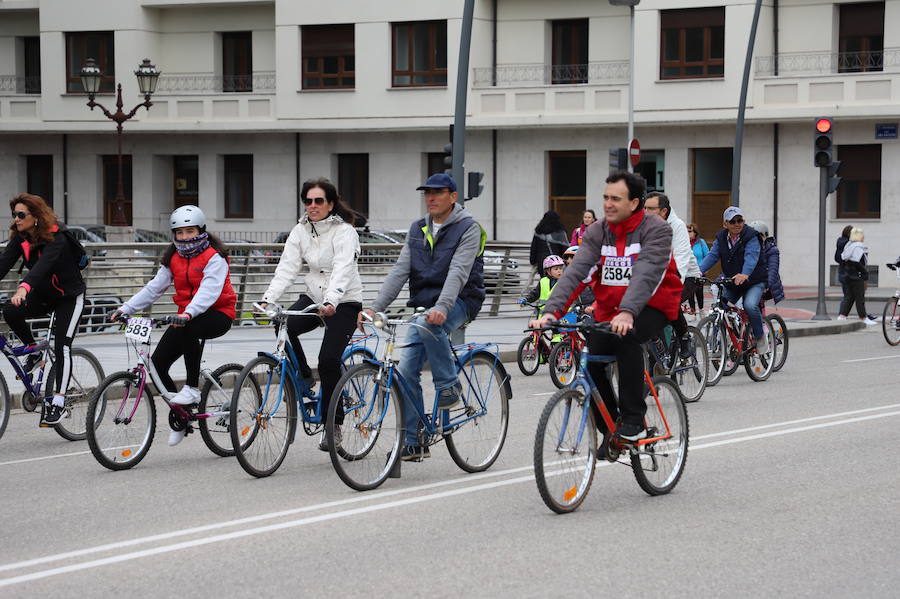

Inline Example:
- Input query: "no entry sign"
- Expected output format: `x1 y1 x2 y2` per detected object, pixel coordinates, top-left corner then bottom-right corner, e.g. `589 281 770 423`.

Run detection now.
628 138 641 166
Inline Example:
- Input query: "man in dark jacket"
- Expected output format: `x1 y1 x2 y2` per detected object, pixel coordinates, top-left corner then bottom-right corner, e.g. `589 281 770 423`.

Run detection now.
699 206 768 353
360 174 486 461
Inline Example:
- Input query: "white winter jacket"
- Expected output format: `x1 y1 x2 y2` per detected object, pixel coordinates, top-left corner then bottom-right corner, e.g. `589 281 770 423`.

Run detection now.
262 214 363 306
667 208 701 280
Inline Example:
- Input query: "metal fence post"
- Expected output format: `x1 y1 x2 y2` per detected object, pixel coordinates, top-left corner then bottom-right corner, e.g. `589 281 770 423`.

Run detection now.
489 247 511 316
233 254 253 324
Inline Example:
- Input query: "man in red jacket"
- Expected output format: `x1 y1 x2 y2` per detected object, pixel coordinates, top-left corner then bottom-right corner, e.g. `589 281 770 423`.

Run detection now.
532 171 682 441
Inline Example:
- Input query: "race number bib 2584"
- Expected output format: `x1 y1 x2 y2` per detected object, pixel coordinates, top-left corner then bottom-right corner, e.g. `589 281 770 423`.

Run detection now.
601 256 633 286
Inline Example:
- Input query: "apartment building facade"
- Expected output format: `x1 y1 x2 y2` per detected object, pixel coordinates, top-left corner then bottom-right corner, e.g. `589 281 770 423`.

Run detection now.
0 0 897 285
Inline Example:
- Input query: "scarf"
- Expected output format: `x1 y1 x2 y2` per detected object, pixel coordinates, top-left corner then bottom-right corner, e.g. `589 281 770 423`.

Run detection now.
173 232 210 259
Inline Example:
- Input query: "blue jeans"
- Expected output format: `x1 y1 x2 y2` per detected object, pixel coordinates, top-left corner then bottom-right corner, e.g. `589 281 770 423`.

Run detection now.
723 281 766 339
398 299 470 446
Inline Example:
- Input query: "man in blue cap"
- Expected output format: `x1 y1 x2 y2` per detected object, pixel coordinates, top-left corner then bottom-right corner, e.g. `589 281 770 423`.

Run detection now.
698 205 769 354
359 173 486 461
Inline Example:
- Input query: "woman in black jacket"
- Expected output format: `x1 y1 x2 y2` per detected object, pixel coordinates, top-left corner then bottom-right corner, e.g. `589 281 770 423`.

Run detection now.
529 211 569 277
0 194 86 426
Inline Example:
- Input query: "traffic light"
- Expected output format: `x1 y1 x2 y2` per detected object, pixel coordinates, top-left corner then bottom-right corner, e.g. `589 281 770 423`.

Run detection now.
826 161 842 194
814 117 834 167
608 147 627 173
444 124 454 175
467 171 484 199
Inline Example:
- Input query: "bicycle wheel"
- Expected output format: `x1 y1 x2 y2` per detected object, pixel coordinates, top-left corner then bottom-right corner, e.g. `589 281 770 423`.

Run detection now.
230 355 297 478
328 362 402 491
342 348 373 369
198 363 243 457
0 373 9 441
48 348 105 441
86 372 157 471
767 314 789 371
445 351 510 473
533 389 597 514
548 338 579 389
516 335 540 376
744 317 777 382
882 298 900 346
631 376 688 496
670 326 708 403
697 316 726 386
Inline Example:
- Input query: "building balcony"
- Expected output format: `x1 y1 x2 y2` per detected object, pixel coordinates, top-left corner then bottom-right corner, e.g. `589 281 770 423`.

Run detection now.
752 48 900 120
470 61 629 125
147 71 276 121
0 76 41 95
0 76 41 121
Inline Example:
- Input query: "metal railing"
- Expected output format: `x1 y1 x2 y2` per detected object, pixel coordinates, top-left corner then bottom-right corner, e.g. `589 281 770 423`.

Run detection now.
756 48 900 76
0 242 534 338
473 61 629 88
155 72 276 94
0 75 41 94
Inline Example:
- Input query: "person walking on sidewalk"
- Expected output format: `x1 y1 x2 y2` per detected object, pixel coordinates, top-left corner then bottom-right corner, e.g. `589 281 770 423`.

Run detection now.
359 173 486 461
838 227 878 325
260 178 363 452
687 223 709 314
112 206 237 446
570 209 597 246
529 211 569 278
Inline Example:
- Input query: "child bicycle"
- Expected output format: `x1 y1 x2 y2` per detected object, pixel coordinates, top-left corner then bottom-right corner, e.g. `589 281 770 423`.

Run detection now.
326 308 512 491
0 310 104 442
696 277 778 385
85 314 243 470
228 303 378 478
547 305 589 389
532 320 689 514
516 301 554 376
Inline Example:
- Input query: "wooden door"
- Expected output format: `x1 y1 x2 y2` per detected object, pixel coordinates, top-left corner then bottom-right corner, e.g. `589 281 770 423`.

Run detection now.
549 151 586 238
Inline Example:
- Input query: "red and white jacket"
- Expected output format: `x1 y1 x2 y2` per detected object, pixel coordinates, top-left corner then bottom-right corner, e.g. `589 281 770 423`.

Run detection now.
544 209 683 322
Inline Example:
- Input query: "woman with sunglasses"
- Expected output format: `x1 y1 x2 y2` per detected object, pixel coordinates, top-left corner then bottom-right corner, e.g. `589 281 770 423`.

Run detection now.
111 205 237 446
0 194 87 427
260 178 362 452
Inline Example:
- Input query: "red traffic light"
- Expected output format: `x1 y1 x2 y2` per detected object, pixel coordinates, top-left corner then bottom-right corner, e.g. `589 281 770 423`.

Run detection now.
816 118 832 133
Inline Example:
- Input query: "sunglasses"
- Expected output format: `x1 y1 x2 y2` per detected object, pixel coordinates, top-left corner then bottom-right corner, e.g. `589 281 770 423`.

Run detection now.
728 217 744 225
302 197 328 206
11 211 30 220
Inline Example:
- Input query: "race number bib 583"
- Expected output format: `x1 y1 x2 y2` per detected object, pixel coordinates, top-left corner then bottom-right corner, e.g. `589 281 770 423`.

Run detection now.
601 256 633 286
124 317 152 343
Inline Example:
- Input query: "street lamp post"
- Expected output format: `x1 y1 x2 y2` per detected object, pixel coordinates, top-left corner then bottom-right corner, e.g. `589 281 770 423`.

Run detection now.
80 58 161 226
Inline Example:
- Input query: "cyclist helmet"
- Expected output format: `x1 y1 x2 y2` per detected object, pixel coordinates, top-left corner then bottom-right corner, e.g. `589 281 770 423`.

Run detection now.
170 205 206 231
563 245 579 258
748 220 769 237
543 255 565 269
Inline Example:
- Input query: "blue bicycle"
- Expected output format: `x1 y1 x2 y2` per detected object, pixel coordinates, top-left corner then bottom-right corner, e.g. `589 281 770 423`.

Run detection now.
228 303 377 478
326 309 512 491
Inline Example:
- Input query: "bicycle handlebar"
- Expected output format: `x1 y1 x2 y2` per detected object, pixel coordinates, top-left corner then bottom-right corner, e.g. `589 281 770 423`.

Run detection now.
252 302 322 320
525 320 615 336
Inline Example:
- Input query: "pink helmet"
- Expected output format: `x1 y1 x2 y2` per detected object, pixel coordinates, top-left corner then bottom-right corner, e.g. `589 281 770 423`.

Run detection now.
543 255 565 269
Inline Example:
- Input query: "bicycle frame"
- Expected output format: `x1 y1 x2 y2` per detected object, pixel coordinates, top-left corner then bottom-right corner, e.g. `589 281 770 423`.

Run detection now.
0 333 51 398
706 281 755 355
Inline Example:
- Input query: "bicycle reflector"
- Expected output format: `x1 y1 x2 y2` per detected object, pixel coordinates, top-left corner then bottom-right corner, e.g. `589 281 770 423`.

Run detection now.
814 117 834 167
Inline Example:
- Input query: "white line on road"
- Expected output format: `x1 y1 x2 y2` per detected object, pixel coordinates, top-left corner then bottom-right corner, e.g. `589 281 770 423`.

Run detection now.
1 407 898 587
842 354 900 363
0 450 92 467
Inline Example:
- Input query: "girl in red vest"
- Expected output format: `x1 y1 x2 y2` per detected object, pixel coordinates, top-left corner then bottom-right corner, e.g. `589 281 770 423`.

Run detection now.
113 206 236 446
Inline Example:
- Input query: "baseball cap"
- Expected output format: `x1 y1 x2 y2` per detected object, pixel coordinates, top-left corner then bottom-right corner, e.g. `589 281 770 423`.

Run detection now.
416 173 457 192
723 206 743 222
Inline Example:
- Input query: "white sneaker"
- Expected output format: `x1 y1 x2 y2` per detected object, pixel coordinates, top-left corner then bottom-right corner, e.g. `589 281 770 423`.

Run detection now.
170 385 201 406
168 429 186 446
836 315 847 321
862 318 879 326
756 336 770 355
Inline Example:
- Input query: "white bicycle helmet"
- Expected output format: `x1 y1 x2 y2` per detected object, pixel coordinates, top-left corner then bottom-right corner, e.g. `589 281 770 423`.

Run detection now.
748 220 769 237
543 255 565 269
170 205 206 230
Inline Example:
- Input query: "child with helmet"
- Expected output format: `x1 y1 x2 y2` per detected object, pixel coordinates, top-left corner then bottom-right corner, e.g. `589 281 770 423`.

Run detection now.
520 255 566 311
112 206 237 446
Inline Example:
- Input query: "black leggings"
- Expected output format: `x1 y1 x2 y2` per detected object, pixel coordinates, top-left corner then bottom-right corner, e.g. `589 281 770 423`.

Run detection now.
839 279 868 319
151 309 232 392
587 307 668 428
286 295 362 424
3 293 85 396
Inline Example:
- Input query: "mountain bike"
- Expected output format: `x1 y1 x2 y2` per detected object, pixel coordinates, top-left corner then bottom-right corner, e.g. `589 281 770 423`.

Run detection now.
0 311 104 442
882 262 900 346
228 303 378 478
765 313 789 371
327 308 511 491
696 277 777 385
85 315 243 470
516 301 553 375
532 320 688 514
644 323 709 403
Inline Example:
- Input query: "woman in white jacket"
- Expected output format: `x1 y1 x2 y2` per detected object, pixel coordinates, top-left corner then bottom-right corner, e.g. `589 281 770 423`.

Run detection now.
261 178 363 450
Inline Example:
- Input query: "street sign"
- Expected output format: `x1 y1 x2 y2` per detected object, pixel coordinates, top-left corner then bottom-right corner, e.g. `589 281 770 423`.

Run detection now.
628 138 641 166
875 123 898 139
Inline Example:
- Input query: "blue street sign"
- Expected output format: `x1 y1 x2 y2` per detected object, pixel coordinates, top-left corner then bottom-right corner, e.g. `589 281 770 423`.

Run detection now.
875 123 898 139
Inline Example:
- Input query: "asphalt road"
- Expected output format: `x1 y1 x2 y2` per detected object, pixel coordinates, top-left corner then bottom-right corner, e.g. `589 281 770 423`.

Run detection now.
0 324 897 598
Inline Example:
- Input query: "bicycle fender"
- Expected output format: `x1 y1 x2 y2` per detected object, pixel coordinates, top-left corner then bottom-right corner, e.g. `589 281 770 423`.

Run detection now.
467 349 513 400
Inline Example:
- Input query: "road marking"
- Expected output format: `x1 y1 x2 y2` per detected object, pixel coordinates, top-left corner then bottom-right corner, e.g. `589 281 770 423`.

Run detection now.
0 450 92 467
842 354 900 363
530 392 557 397
1 407 898 587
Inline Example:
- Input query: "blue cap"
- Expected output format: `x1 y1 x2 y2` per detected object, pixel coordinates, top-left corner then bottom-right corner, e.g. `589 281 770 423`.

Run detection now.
417 173 457 192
